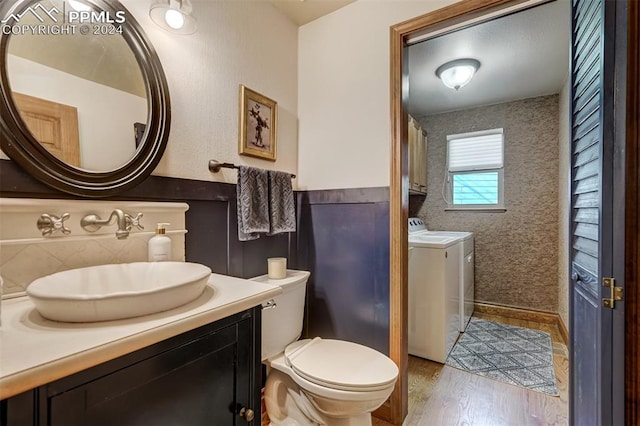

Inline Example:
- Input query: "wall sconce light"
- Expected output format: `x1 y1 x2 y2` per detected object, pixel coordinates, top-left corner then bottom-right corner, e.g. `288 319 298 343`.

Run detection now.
149 0 197 34
435 59 481 91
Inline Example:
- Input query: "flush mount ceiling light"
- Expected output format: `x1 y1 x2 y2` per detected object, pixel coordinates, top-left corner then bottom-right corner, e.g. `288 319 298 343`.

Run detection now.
149 0 197 34
435 59 481 91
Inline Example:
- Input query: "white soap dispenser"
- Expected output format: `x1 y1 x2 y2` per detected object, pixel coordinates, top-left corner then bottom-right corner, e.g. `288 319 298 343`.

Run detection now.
148 223 171 262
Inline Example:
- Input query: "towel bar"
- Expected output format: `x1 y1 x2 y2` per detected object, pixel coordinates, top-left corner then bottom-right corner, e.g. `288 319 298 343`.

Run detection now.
208 160 296 178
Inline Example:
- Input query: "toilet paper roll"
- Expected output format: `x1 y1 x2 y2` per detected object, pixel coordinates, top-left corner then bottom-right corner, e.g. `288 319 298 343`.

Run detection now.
267 258 287 279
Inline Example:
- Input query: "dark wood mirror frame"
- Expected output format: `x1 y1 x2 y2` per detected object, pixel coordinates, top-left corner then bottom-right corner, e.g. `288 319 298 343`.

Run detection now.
0 0 170 198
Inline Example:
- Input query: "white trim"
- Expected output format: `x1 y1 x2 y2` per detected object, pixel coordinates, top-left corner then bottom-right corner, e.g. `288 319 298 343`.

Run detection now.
446 127 504 141
445 207 507 212
406 0 553 45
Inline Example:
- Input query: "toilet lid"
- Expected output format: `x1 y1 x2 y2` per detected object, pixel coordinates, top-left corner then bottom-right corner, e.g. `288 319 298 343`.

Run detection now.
284 338 398 392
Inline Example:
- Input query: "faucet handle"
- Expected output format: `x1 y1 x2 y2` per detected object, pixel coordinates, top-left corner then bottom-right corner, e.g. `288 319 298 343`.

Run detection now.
37 213 71 237
126 212 144 231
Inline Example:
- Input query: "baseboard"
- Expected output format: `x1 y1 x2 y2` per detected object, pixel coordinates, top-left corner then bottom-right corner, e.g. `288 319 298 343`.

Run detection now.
474 302 558 324
556 315 569 346
474 302 570 347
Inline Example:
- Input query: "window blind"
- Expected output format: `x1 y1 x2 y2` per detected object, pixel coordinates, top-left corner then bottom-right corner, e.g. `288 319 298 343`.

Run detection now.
447 130 503 172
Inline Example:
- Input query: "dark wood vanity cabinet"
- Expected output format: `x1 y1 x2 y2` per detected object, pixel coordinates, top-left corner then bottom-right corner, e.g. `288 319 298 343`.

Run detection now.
1 307 261 426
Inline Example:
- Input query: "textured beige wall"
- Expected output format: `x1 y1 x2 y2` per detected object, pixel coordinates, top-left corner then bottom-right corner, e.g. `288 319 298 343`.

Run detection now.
558 79 571 327
416 95 560 312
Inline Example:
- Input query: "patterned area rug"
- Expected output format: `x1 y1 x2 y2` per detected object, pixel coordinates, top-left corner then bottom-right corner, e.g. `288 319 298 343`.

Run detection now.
446 317 559 396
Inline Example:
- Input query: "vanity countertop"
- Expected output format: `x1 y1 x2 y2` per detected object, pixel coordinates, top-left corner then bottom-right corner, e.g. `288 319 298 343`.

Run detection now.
0 273 281 400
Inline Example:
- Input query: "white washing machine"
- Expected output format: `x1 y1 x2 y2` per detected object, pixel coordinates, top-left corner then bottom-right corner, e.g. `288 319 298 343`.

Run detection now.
408 231 461 363
409 218 475 332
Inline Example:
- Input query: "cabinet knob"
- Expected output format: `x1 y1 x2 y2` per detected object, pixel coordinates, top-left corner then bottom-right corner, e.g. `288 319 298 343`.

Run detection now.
239 407 255 422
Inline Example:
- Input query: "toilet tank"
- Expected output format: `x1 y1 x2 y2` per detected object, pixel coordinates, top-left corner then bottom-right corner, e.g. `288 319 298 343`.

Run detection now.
250 270 310 361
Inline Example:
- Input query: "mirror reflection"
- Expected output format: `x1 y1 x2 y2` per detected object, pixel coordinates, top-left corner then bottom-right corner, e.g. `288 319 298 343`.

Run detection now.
5 4 147 172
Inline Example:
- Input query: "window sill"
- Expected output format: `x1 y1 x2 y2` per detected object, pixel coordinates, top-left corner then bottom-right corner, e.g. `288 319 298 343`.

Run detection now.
445 207 507 212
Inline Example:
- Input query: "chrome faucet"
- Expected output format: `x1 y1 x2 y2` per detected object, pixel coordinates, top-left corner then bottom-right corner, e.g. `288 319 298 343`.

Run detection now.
81 209 144 239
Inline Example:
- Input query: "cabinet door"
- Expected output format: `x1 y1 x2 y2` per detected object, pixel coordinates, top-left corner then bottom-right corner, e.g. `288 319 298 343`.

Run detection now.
49 324 241 426
1 309 261 426
418 129 428 192
235 312 260 425
408 115 427 194
408 115 420 192
0 390 36 425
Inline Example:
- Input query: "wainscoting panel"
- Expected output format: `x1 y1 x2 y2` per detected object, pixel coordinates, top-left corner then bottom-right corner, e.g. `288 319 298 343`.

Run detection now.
185 199 231 275
225 195 297 279
298 188 390 355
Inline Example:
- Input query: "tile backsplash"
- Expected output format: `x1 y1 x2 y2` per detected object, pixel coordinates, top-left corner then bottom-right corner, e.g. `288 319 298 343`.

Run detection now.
0 199 189 295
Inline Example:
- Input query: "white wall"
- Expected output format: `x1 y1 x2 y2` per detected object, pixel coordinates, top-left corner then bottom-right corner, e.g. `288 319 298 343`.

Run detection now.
297 0 457 190
121 0 298 185
6 55 146 171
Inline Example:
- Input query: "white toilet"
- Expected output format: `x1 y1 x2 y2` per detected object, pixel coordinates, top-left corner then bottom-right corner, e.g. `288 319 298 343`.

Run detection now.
251 270 398 426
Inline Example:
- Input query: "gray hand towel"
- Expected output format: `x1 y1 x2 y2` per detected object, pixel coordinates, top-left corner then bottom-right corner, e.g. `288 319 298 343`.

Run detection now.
268 170 296 235
237 166 270 241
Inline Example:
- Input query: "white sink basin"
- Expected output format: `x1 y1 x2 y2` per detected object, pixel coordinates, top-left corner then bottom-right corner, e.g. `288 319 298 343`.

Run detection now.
26 262 212 322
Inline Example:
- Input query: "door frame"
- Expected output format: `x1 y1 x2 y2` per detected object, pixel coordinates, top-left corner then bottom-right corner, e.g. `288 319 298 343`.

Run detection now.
625 1 639 423
387 0 639 424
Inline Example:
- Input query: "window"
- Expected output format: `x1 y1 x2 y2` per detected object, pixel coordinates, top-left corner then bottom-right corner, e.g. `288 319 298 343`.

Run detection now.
446 129 504 209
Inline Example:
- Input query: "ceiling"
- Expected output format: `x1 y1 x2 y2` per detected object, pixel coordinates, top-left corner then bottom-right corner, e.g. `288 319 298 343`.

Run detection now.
270 0 357 26
408 0 570 118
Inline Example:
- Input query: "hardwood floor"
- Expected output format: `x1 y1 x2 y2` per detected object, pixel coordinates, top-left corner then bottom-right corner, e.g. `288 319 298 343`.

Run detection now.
373 313 569 426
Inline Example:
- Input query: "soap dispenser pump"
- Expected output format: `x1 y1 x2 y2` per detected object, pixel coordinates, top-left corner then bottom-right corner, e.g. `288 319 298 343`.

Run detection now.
148 223 171 262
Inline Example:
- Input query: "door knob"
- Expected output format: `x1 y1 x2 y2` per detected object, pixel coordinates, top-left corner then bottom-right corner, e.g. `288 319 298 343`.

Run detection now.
239 407 254 422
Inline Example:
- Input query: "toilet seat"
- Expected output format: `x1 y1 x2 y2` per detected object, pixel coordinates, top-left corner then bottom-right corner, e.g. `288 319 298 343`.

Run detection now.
284 338 398 392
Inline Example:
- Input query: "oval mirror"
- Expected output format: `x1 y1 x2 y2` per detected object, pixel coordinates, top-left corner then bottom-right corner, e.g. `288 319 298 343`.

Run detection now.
0 0 170 197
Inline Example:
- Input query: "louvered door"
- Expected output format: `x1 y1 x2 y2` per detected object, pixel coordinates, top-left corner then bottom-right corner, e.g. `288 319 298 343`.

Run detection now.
570 0 625 424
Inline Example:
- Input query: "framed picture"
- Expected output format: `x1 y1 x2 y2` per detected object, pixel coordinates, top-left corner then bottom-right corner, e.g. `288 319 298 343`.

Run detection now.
238 85 277 161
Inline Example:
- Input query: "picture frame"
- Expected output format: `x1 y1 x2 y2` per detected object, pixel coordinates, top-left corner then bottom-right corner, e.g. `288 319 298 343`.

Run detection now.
134 122 146 148
238 85 277 161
